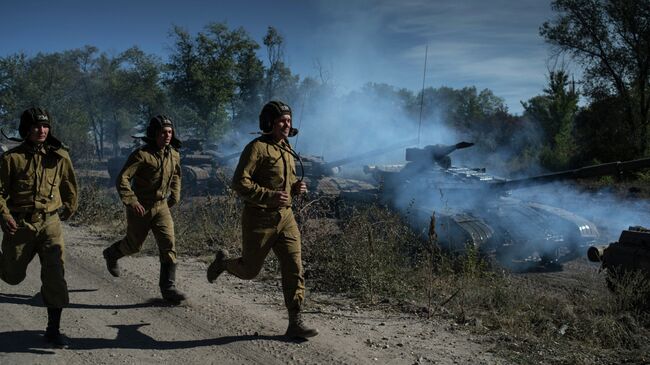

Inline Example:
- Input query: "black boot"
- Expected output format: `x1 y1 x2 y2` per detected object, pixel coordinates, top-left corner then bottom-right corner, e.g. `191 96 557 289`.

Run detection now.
207 249 227 283
285 310 319 339
45 307 69 348
102 244 124 277
159 262 187 303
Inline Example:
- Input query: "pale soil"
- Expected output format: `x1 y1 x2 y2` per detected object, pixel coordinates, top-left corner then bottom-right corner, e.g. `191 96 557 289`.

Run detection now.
0 223 504 365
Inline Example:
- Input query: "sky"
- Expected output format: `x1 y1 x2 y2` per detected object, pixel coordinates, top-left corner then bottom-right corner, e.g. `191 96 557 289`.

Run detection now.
1 0 560 115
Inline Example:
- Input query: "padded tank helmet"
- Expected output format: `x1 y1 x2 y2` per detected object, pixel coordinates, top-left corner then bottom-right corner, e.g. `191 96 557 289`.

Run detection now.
20 107 52 138
18 107 63 148
259 100 298 137
145 115 181 148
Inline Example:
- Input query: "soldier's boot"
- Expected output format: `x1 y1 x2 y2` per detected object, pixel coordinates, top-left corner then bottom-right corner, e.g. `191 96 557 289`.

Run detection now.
285 310 319 339
206 249 227 283
44 307 69 348
159 262 187 303
102 244 124 277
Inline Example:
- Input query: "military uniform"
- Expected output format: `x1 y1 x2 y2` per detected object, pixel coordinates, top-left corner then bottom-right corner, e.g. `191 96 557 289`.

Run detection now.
208 100 317 338
114 144 180 262
0 143 78 306
0 107 78 347
103 115 186 303
227 135 304 312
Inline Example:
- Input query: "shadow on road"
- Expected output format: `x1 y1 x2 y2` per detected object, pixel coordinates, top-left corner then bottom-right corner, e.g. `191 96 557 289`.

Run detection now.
0 288 170 310
0 323 300 353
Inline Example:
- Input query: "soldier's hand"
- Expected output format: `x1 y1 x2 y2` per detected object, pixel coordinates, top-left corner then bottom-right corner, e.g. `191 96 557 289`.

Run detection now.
59 207 73 221
130 202 146 217
291 181 308 195
1 216 18 236
273 191 290 206
167 198 177 208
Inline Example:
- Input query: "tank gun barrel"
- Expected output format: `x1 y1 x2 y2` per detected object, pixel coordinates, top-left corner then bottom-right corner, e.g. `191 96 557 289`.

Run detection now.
405 141 474 161
493 157 650 190
203 150 241 164
323 138 418 170
215 151 240 164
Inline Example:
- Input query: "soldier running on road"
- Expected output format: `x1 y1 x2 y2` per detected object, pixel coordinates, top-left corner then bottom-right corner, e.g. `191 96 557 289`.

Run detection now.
0 107 78 348
207 100 318 339
102 115 187 304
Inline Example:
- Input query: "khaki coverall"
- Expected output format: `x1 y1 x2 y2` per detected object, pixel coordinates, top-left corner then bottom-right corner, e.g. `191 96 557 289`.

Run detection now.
0 143 78 307
115 144 181 263
228 135 304 312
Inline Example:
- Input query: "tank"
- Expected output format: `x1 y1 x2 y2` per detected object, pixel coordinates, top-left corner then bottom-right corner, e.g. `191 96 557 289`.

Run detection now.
297 139 417 200
107 138 239 196
298 154 377 200
364 142 650 267
179 139 239 195
587 226 650 286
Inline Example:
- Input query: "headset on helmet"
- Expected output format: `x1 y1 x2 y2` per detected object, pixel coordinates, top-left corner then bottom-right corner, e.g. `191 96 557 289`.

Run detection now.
259 100 298 137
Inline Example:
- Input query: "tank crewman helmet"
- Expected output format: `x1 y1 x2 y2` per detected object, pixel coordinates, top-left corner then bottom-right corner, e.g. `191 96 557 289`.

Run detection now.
15 107 64 148
144 114 182 148
259 100 298 137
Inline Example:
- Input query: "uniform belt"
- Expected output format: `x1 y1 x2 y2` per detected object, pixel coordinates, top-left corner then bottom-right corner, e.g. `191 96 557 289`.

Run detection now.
246 205 290 213
12 210 57 223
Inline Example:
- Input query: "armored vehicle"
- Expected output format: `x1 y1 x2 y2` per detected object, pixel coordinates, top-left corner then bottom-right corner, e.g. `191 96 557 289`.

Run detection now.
107 138 239 196
364 142 650 267
588 226 650 287
298 154 378 200
297 139 417 200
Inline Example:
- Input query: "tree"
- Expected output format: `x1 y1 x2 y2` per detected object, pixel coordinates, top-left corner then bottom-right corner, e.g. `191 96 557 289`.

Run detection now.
262 27 300 104
574 95 635 161
522 69 580 169
0 50 92 159
166 23 263 138
78 46 164 158
541 0 650 155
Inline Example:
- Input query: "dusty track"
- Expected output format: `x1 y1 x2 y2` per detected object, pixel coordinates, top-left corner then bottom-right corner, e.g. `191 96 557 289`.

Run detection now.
0 224 501 364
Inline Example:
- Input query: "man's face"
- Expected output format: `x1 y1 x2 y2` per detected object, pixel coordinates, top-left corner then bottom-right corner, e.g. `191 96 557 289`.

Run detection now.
156 126 173 148
271 114 291 141
28 123 49 144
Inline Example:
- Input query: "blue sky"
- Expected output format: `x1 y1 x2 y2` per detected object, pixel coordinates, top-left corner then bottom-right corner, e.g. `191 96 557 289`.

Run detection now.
1 0 558 114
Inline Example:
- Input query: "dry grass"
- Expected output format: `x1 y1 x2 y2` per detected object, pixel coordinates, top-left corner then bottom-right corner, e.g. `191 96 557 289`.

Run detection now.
75 179 650 364
71 177 124 236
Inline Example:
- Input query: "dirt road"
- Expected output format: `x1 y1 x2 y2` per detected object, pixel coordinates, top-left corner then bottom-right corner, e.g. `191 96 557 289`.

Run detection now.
0 224 501 364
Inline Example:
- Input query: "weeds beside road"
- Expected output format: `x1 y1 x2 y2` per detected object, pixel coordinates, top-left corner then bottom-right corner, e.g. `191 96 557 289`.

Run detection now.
74 176 650 365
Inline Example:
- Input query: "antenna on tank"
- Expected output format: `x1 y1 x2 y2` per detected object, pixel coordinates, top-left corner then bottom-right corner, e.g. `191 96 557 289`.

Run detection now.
417 44 428 147
294 93 307 150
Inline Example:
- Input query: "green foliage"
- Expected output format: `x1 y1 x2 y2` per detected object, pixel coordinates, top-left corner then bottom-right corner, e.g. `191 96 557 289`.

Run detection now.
0 50 93 159
165 23 267 139
523 69 579 170
541 0 650 155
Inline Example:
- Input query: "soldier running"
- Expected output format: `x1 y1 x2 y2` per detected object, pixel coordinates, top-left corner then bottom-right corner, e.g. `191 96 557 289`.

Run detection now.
102 115 187 303
207 100 318 339
0 107 78 347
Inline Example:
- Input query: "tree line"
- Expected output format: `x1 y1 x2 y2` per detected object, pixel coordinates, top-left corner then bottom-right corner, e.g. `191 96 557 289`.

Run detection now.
0 0 648 175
